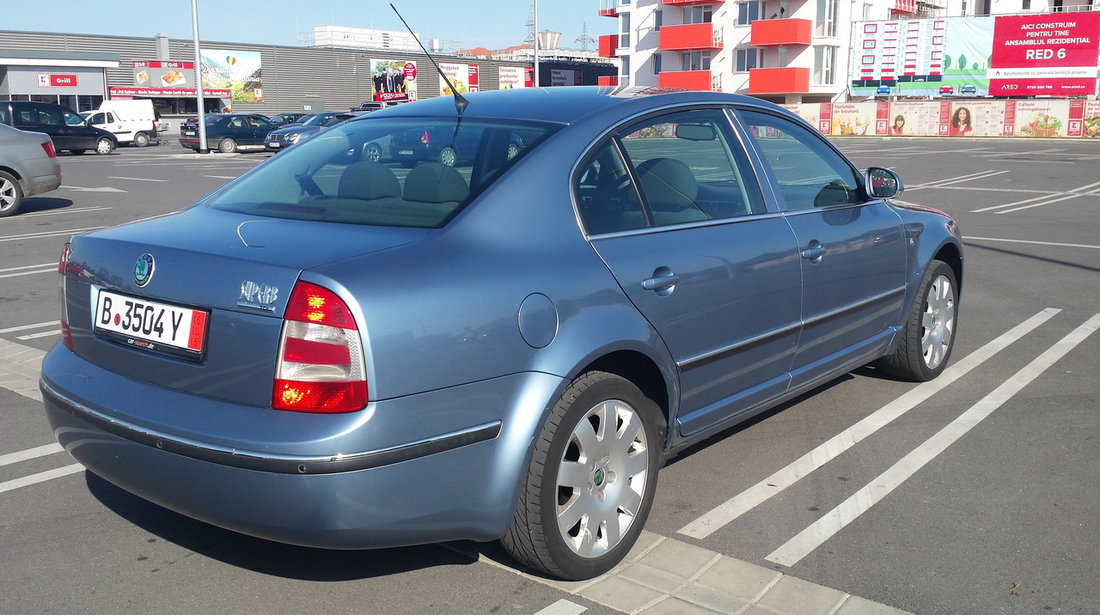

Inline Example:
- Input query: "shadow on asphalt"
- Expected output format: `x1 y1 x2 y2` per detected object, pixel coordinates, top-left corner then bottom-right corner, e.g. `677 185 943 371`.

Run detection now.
17 197 74 214
84 472 479 581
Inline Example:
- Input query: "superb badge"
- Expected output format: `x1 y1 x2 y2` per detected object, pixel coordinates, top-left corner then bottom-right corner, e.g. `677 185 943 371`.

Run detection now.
133 253 155 287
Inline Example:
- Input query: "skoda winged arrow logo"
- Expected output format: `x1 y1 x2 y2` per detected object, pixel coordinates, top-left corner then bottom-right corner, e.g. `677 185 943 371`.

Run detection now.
134 253 155 287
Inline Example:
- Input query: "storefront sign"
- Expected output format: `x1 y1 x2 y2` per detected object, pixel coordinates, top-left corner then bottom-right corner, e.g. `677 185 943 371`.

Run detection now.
988 13 1100 96
109 86 232 98
37 73 79 87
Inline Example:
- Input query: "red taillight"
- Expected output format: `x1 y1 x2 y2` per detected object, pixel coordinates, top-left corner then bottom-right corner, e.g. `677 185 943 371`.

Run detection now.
420 130 430 144
41 140 57 158
273 281 367 413
58 242 74 351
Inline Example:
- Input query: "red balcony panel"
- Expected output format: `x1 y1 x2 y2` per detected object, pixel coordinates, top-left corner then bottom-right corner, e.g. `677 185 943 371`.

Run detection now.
662 0 724 5
598 75 620 86
659 24 722 51
891 0 917 14
750 18 813 46
658 70 712 91
598 34 619 58
748 67 811 95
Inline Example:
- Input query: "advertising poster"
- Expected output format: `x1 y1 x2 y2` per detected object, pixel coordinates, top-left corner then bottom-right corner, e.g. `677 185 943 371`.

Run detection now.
1083 101 1100 138
371 59 418 102
885 101 941 136
550 69 583 86
938 101 1006 137
988 12 1100 97
831 103 876 136
1010 99 1072 138
200 49 263 103
133 61 194 89
438 62 480 95
498 65 532 89
782 103 831 134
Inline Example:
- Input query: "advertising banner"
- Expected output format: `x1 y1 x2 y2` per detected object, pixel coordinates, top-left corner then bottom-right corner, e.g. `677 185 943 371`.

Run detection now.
550 69 583 86
371 59 418 102
200 50 263 103
1084 101 1100 138
498 65 533 89
133 61 194 89
438 62 480 95
987 12 1100 96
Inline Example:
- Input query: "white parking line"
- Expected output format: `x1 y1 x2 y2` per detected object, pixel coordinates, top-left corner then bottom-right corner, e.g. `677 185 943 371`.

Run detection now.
0 226 105 243
0 464 84 495
21 206 113 218
16 330 59 341
203 175 238 179
965 236 1100 251
766 313 1099 567
0 321 59 335
0 267 55 279
532 600 587 615
908 169 1007 190
108 176 169 182
994 194 1086 214
0 443 63 467
678 308 1060 540
971 178 1100 213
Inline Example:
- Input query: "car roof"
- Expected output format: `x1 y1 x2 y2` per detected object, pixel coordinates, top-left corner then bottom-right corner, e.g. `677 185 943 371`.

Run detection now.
355 86 785 126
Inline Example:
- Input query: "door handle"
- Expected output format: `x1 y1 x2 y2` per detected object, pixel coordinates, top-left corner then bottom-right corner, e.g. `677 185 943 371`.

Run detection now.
642 273 680 292
801 241 825 262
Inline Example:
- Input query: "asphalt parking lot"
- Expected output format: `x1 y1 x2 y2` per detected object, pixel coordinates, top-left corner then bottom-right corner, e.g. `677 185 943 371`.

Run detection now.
2 137 1097 615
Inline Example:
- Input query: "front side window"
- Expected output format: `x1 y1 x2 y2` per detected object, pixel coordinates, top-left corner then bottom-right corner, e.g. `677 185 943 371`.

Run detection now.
575 108 763 235
738 110 862 211
207 117 559 228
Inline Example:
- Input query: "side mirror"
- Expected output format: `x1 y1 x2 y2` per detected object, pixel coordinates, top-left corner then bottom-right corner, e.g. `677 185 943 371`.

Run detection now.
866 167 903 199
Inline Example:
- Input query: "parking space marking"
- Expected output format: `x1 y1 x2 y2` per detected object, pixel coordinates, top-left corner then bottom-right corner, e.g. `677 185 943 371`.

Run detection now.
0 321 59 335
970 179 1100 214
532 599 587 615
107 176 169 182
0 264 55 279
0 226 105 243
0 443 63 467
21 206 113 218
766 313 1099 567
0 337 48 401
203 175 238 179
679 308 1060 539
966 236 1100 251
0 464 83 495
16 330 58 341
909 169 1009 190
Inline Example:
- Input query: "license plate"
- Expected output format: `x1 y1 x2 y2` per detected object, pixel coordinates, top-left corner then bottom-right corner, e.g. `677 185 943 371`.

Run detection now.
399 149 414 155
269 142 280 148
94 289 208 355
183 130 195 136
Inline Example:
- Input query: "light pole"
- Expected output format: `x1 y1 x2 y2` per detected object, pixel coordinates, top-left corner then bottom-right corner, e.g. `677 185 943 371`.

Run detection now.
533 0 539 87
191 0 208 153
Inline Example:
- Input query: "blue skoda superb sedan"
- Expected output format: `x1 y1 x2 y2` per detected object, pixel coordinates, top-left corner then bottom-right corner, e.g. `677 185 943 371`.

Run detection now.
42 87 962 580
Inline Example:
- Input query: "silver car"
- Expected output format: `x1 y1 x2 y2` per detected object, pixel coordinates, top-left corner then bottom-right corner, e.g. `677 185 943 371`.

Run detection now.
0 123 62 217
42 87 962 580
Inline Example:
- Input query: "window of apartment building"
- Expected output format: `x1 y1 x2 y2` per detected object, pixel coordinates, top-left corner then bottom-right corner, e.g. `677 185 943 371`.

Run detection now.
653 53 663 74
737 2 762 25
621 13 631 47
1022 0 1031 9
736 48 759 72
816 0 838 37
622 55 631 78
684 5 714 24
813 46 837 84
682 51 712 71
863 3 873 19
655 10 663 30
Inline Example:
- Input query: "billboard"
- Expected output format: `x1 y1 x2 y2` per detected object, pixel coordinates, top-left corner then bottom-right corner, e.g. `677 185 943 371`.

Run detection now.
200 49 263 102
133 61 194 89
498 66 534 89
438 62 480 95
988 12 1100 96
371 59 418 102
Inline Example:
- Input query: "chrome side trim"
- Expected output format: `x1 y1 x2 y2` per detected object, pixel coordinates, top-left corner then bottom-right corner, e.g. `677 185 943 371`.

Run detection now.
41 379 501 475
677 286 906 370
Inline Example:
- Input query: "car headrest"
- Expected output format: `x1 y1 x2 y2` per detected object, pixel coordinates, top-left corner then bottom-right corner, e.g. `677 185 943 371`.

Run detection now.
338 161 401 200
403 163 470 204
635 158 698 211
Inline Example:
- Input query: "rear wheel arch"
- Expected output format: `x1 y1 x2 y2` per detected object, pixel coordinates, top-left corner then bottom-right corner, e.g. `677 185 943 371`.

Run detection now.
578 350 672 448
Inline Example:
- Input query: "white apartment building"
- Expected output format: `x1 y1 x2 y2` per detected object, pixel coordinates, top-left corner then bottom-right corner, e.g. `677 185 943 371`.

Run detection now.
595 0 1096 103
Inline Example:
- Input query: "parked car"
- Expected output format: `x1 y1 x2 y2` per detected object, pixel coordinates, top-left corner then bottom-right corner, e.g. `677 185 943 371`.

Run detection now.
390 123 522 167
268 112 308 126
42 87 962 581
263 111 356 152
0 123 61 216
939 85 955 95
178 113 276 153
875 85 892 96
959 84 978 95
0 100 116 155
79 99 159 147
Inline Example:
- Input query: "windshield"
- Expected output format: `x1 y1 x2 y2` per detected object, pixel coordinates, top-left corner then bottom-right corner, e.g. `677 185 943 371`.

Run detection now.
206 116 559 228
300 113 336 127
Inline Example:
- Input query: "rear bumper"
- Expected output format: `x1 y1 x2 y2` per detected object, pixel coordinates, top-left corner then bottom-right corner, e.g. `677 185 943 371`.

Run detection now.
41 346 564 549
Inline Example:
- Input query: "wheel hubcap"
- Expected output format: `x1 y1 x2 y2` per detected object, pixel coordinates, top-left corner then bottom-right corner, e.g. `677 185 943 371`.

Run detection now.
556 399 649 559
921 274 955 369
1 181 14 210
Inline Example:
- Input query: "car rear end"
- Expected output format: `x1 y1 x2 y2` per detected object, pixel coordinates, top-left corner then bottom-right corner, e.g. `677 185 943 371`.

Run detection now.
0 125 61 197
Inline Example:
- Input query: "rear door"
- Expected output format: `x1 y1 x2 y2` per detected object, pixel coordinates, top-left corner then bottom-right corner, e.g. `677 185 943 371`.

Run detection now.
578 108 802 438
735 110 907 389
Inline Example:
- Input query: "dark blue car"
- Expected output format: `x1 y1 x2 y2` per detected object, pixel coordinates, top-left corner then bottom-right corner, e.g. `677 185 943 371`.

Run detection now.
43 87 962 580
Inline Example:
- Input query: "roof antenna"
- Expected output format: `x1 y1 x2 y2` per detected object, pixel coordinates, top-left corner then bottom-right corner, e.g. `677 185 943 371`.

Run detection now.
390 3 468 115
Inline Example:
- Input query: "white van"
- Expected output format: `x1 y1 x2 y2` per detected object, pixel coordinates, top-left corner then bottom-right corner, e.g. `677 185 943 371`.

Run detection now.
80 100 159 147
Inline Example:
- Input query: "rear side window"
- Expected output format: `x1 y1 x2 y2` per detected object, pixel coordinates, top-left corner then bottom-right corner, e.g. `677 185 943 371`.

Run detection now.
738 110 863 211
207 117 559 228
576 108 763 235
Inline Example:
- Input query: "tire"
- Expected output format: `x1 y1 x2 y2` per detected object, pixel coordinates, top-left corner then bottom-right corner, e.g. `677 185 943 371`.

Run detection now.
502 371 664 580
133 132 150 147
95 137 115 155
506 143 520 160
438 146 457 167
365 143 382 163
876 260 958 381
218 138 238 154
0 170 24 217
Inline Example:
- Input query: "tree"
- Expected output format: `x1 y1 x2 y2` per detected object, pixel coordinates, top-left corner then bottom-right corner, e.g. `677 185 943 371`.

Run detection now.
957 55 968 71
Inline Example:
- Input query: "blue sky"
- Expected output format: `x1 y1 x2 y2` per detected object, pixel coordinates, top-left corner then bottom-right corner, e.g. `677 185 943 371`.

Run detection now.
3 1 609 52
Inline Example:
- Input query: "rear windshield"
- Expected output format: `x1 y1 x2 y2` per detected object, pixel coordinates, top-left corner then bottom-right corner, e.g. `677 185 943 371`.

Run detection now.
206 116 559 228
